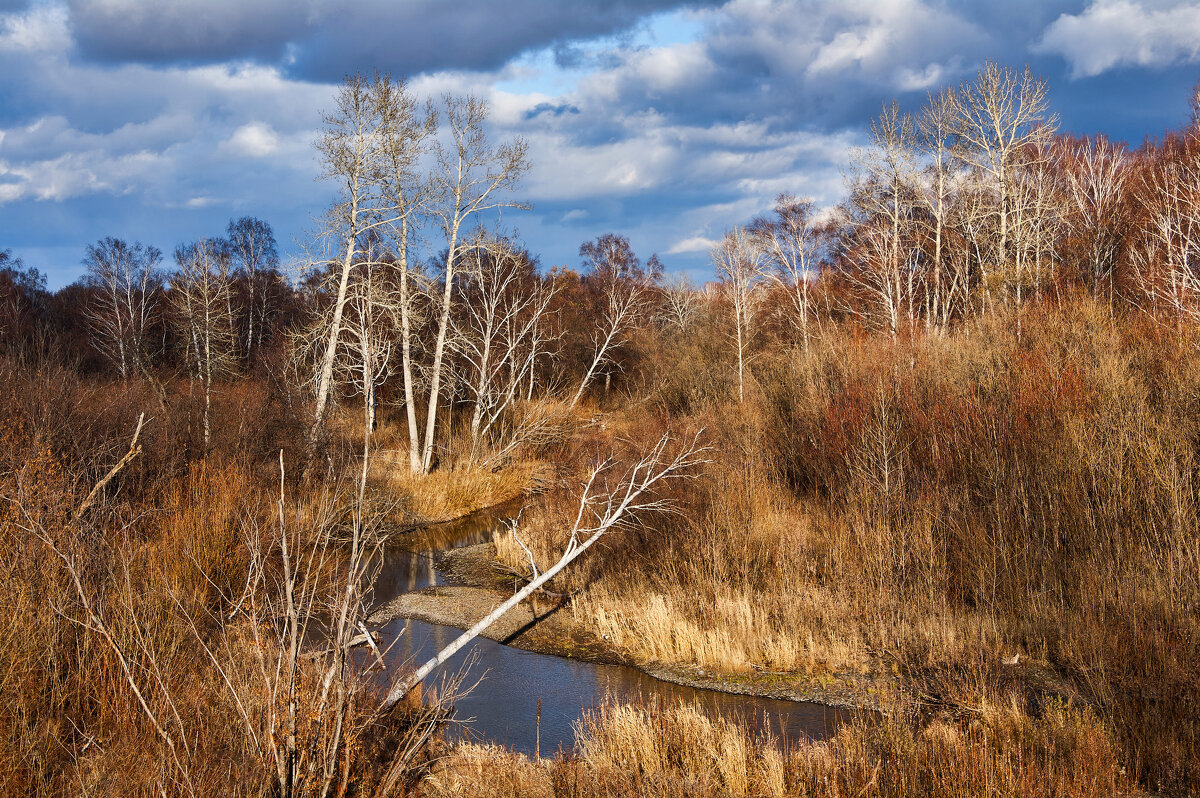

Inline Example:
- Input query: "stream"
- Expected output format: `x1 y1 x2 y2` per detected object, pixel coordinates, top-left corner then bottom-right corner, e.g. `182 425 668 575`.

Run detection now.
368 506 854 757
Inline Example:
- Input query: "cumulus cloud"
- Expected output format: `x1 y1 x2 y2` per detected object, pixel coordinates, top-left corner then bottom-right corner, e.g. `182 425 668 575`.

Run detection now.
223 122 280 157
666 234 719 254
0 3 68 54
0 0 1195 285
0 147 165 203
563 0 996 134
1035 0 1200 78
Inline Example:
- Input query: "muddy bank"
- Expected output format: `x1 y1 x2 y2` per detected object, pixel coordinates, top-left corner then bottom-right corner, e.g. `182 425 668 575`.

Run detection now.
368 542 889 711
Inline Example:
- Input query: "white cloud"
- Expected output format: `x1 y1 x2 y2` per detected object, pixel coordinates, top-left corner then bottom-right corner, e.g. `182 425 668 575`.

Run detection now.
666 234 719 254
0 5 70 54
0 147 165 203
1036 0 1200 78
224 122 280 157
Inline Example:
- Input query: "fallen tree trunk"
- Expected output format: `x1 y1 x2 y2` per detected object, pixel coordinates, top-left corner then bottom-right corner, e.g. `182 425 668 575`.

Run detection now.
380 430 706 711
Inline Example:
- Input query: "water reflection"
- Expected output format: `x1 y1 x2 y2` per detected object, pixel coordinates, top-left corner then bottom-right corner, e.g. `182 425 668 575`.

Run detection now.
379 617 852 757
369 505 514 605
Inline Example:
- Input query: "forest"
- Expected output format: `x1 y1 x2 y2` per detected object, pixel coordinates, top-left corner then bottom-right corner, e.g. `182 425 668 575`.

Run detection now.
0 61 1198 796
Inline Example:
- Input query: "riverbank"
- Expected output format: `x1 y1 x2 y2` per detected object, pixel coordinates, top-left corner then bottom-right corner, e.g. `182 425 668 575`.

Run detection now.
368 541 890 711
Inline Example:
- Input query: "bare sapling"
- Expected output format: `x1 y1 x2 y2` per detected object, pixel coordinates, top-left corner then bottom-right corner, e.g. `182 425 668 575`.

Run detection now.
712 227 765 401
16 416 200 796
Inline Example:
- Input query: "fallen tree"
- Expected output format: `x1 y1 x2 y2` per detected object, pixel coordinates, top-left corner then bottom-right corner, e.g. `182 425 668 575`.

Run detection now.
381 429 707 711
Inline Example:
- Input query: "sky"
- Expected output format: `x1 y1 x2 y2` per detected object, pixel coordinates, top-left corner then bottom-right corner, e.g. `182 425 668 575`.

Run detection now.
1 0 1198 288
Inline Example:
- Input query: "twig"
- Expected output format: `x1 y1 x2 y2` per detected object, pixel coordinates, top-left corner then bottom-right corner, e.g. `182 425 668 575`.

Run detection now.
76 413 146 516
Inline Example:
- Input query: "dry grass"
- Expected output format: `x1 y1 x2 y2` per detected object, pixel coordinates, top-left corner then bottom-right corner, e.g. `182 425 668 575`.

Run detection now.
373 454 541 522
0 365 455 795
417 700 1140 798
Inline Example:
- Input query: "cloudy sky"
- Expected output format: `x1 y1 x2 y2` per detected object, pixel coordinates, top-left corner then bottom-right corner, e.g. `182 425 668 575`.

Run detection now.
1 0 1198 287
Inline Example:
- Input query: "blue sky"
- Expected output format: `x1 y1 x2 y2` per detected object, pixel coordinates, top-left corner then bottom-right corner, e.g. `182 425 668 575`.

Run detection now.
1 0 1198 288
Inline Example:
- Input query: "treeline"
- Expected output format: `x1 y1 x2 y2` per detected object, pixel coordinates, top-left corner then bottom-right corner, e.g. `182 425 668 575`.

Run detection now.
711 62 1200 356
2 64 1198 470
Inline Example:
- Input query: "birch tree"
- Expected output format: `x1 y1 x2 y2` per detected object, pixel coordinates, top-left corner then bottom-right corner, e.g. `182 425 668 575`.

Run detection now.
750 194 823 353
1058 135 1130 298
82 237 163 381
378 81 437 473
712 226 765 402
916 88 960 330
952 62 1058 286
1133 143 1200 327
172 238 237 449
453 233 557 463
845 103 919 338
308 75 398 449
226 216 280 362
342 245 401 437
657 273 700 334
1008 137 1061 310
421 95 529 473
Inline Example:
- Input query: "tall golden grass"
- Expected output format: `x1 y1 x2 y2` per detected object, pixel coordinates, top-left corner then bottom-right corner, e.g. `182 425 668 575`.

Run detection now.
418 700 1138 798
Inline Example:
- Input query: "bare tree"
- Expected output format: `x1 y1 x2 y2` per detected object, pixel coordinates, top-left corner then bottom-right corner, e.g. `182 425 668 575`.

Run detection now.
172 238 238 449
952 62 1058 288
916 88 960 331
1058 135 1131 298
657 273 700 334
571 234 657 408
712 226 765 402
1008 136 1061 314
378 80 438 473
341 242 401 437
1133 144 1200 330
83 237 163 381
380 429 708 711
420 95 530 473
226 216 280 362
452 232 558 463
308 74 401 450
845 103 920 338
750 195 823 353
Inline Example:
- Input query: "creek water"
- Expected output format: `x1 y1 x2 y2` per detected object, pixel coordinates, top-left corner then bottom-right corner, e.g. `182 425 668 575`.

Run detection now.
369 506 854 757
